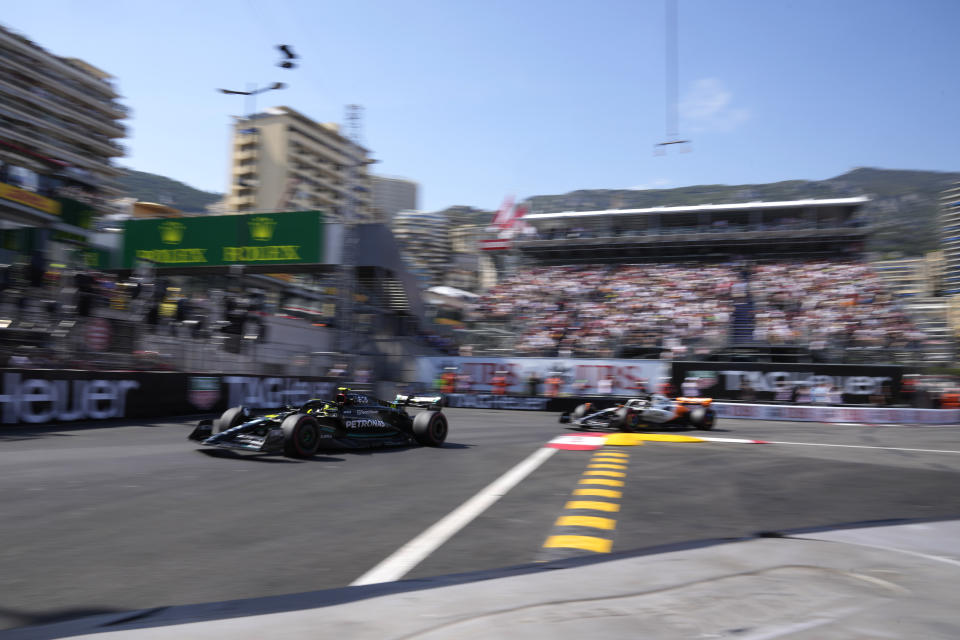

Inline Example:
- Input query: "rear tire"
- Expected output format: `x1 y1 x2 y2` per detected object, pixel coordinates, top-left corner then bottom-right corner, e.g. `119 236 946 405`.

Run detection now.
690 407 716 430
216 406 248 433
412 410 448 446
571 404 590 420
281 413 320 458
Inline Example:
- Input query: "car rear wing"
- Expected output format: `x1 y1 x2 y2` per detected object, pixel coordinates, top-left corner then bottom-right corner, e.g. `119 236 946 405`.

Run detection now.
676 397 713 406
394 394 444 409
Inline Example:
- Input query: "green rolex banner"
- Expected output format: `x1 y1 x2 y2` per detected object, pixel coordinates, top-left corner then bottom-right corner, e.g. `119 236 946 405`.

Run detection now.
122 210 324 268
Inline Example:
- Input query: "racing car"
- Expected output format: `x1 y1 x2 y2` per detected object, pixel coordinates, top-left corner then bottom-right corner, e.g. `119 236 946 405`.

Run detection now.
559 394 717 431
188 388 448 457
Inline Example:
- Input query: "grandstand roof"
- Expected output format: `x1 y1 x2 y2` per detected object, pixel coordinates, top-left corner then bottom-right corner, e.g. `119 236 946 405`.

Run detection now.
525 196 870 221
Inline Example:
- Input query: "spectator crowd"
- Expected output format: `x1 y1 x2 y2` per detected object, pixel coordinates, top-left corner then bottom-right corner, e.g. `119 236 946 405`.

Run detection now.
471 260 929 359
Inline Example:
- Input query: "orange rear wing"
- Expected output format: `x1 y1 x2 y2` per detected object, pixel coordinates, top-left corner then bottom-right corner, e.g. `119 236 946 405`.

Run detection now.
676 397 713 406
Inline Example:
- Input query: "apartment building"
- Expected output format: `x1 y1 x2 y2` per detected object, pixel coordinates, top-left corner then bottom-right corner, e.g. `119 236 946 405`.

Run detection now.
941 182 960 296
226 106 374 222
392 209 450 287
873 253 943 298
371 175 418 222
0 24 127 264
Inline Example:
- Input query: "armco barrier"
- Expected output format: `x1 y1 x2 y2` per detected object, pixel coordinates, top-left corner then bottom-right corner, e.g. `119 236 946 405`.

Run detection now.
443 394 960 425
712 402 960 425
0 369 341 425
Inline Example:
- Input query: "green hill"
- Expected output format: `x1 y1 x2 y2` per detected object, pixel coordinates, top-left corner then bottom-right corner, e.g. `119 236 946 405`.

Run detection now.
523 167 960 257
116 169 222 213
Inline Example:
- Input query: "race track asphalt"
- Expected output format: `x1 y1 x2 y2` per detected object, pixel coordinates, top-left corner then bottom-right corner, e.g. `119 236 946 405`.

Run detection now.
1 408 959 632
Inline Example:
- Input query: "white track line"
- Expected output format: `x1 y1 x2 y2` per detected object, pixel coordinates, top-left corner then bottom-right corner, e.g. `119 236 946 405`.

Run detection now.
696 436 769 444
351 446 559 585
765 440 960 455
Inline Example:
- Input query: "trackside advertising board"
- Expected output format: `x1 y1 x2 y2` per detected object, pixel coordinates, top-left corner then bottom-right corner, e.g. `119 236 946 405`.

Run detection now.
0 370 339 425
711 402 959 425
672 361 904 405
416 357 667 395
122 210 324 269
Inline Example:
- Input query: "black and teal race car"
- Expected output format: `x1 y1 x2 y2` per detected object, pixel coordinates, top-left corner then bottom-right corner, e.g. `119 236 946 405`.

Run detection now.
188 389 448 457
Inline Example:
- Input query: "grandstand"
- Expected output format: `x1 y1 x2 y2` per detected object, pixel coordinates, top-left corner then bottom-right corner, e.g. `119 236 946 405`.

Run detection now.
515 196 870 264
463 197 953 365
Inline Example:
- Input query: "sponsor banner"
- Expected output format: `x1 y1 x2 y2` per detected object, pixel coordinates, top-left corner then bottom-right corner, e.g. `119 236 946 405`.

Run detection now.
122 210 324 269
84 318 111 351
712 402 960 425
0 370 340 426
0 182 60 215
445 394 549 411
0 370 149 424
672 361 903 405
221 376 336 409
188 376 220 411
418 357 667 396
480 239 511 251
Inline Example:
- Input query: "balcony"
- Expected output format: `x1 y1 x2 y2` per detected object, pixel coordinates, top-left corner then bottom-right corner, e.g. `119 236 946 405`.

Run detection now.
287 130 351 167
3 53 126 121
0 75 125 138
1 123 120 177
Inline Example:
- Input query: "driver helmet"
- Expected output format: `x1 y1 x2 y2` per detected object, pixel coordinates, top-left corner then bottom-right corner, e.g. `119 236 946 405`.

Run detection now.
335 387 353 405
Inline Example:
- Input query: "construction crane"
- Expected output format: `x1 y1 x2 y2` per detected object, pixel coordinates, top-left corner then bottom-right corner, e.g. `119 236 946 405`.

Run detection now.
335 105 366 369
655 0 691 155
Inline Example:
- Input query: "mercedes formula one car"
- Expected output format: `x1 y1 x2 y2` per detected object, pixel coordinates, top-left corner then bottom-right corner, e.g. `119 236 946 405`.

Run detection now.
188 389 448 457
559 394 717 431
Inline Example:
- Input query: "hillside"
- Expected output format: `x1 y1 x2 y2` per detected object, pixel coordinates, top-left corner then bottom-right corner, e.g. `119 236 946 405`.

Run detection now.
116 169 222 213
117 166 958 256
522 168 960 257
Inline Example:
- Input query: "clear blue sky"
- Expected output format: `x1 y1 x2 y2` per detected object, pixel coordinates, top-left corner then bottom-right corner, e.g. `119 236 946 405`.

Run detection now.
4 0 958 211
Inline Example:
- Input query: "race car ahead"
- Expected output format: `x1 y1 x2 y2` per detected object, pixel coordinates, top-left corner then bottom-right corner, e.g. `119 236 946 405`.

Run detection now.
188 389 448 457
559 394 717 431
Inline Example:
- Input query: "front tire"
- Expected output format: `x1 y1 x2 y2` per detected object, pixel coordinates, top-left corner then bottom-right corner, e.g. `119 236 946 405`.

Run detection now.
216 406 248 433
281 413 320 458
412 410 448 446
571 404 590 420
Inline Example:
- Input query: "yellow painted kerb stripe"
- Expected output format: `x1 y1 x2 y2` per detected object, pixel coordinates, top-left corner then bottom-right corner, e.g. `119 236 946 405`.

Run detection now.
543 535 612 553
604 434 646 446
594 451 630 457
574 488 623 498
584 470 626 478
588 463 628 470
564 500 620 512
607 433 704 445
556 515 617 530
579 478 625 487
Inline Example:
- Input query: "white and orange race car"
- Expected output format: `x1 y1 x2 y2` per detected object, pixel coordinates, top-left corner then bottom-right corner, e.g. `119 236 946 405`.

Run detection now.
559 394 716 431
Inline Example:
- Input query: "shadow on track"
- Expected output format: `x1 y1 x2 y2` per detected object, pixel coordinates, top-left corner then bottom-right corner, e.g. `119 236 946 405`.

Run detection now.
195 442 471 461
198 449 345 463
330 442 474 456
563 426 734 434
0 605 125 630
